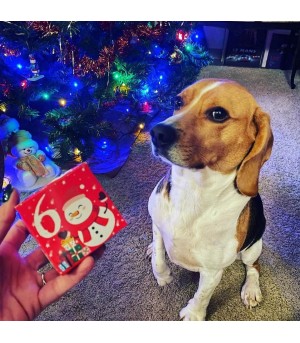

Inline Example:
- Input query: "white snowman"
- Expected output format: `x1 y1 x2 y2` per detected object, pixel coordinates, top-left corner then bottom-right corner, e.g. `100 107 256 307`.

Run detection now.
63 192 115 247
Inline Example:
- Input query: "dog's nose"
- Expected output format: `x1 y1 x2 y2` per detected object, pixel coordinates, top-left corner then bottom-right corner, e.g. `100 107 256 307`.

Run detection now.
150 124 177 148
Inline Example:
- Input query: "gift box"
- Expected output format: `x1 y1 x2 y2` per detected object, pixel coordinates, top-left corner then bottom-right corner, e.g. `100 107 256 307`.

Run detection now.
16 162 127 274
69 243 85 262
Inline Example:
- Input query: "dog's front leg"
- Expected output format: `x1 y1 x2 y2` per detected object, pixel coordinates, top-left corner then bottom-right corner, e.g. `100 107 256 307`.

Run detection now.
180 269 223 321
147 223 173 286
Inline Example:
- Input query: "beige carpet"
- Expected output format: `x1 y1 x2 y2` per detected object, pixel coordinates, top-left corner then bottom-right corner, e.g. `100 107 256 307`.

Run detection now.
21 65 299 321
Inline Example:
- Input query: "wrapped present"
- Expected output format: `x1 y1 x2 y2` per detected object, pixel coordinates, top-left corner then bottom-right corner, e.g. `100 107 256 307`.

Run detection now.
61 236 77 251
17 154 48 177
16 162 127 274
58 261 71 272
68 244 85 262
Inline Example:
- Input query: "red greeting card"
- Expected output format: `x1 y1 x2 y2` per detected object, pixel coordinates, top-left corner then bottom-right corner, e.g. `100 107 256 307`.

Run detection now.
16 162 127 274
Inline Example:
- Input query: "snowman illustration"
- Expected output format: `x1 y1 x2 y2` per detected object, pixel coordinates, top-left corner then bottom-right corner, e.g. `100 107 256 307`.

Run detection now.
63 192 115 247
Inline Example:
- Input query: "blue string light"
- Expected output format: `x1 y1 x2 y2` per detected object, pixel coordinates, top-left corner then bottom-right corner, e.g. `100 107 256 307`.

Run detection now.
141 85 149 96
99 138 109 149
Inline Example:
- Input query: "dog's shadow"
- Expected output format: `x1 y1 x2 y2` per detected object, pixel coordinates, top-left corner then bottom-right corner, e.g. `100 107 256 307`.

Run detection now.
177 269 199 287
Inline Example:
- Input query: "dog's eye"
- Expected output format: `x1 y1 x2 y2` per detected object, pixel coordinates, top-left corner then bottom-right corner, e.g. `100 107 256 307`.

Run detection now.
206 107 229 123
174 96 184 110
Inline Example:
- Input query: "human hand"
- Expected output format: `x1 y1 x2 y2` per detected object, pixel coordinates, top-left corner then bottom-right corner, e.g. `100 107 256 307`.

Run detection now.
0 189 105 320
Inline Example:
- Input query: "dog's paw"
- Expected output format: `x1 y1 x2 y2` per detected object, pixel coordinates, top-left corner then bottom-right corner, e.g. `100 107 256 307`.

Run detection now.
241 280 262 308
179 303 206 321
154 267 173 286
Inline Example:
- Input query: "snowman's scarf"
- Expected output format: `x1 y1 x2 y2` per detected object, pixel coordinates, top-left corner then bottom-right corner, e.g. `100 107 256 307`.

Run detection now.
69 205 109 242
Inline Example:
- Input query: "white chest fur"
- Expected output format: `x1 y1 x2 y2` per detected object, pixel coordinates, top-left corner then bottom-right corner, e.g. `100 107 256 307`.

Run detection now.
148 166 250 271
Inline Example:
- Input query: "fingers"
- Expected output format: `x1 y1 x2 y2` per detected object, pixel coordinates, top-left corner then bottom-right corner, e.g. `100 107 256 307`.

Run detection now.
0 144 4 189
2 219 29 250
38 244 106 284
39 256 95 309
38 244 106 309
0 189 20 243
26 247 50 270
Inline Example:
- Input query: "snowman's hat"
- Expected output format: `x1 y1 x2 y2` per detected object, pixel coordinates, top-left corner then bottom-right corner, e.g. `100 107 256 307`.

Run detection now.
62 193 87 212
7 130 37 157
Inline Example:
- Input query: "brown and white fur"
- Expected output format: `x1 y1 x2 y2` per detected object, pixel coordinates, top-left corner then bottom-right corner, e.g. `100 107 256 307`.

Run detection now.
147 78 273 320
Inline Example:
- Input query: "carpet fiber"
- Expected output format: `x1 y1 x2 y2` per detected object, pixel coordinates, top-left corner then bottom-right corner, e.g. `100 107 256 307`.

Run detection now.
24 66 299 321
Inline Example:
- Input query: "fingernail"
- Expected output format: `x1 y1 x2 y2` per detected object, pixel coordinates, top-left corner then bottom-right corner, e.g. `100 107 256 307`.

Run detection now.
1 184 13 203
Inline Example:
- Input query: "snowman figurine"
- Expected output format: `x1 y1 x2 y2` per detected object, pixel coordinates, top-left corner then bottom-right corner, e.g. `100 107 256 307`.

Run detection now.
63 192 115 247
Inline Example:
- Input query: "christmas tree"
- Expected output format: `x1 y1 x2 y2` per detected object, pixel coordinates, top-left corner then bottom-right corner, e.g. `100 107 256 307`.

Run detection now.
0 21 212 177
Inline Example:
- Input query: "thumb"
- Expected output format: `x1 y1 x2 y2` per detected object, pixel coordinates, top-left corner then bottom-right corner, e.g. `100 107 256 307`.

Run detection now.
0 188 20 243
39 256 95 310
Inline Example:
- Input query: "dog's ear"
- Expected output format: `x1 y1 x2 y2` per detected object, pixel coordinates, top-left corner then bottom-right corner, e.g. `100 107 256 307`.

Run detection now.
236 107 273 197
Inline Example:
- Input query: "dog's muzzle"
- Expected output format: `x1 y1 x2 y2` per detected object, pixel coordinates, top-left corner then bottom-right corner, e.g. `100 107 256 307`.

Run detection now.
150 123 178 156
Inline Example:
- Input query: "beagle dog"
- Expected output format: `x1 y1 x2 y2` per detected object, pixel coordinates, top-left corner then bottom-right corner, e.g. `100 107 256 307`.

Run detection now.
147 78 273 320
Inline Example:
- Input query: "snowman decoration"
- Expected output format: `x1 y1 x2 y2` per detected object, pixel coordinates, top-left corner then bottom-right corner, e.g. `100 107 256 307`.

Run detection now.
63 192 115 247
27 54 44 81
